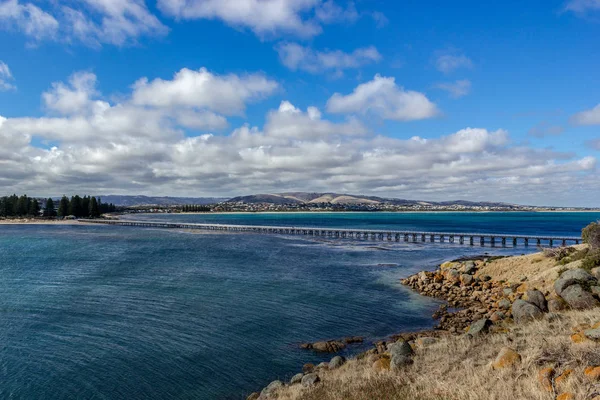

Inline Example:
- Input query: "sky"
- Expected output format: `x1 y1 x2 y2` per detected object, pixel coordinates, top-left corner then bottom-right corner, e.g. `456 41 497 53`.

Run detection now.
0 0 599 206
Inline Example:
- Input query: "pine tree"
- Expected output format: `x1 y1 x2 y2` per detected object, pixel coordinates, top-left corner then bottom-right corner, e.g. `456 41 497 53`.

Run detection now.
89 197 100 218
45 198 57 217
28 199 40 217
81 196 90 217
58 196 70 217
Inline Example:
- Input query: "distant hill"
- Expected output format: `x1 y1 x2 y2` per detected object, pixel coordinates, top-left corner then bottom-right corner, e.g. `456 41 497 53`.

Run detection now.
97 195 228 207
225 192 518 207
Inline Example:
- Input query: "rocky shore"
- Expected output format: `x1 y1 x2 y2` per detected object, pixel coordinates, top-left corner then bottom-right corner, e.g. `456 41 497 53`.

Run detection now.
247 246 600 400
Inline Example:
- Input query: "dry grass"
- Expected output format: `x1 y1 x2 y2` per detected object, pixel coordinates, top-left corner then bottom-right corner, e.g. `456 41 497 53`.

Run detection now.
275 310 600 400
476 247 587 293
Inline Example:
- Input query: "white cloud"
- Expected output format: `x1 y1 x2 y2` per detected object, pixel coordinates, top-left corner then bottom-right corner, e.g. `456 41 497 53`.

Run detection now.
264 101 368 138
0 60 16 91
276 43 381 74
435 51 473 74
0 71 598 206
0 0 59 42
131 67 279 116
62 0 169 46
42 71 101 115
326 74 439 121
570 104 600 125
435 79 471 98
314 0 358 23
0 0 167 46
157 0 365 39
564 0 600 14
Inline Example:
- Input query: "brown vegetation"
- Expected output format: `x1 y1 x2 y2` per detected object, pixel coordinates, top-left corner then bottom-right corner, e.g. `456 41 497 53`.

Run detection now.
274 310 600 400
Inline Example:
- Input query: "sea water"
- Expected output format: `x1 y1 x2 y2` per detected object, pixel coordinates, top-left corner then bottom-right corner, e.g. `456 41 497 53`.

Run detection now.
0 212 597 399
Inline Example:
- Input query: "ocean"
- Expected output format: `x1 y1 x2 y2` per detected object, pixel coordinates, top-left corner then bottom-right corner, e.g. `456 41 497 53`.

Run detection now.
0 212 598 399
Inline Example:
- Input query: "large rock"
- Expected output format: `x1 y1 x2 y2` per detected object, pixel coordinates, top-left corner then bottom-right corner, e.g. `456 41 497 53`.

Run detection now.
446 269 460 282
492 347 521 369
290 373 304 385
391 355 413 371
584 328 600 341
561 284 600 310
548 297 567 312
301 373 320 387
329 356 346 370
497 298 511 310
311 341 346 353
387 341 413 358
372 357 391 371
591 267 600 281
512 299 544 324
466 318 492 336
525 290 548 312
554 268 597 296
260 380 284 398
461 274 474 286
464 261 477 274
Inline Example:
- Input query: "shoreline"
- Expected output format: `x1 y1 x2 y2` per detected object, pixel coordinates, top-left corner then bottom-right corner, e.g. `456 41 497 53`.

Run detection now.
128 209 600 216
0 219 91 225
248 245 600 400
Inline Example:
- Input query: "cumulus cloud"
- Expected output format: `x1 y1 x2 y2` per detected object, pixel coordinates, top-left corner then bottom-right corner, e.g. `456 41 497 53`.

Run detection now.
435 79 471 98
326 74 439 121
0 61 16 91
435 50 473 74
131 67 279 116
276 43 382 74
0 0 167 46
264 101 368 138
570 104 600 125
0 71 598 206
42 71 100 115
157 0 363 39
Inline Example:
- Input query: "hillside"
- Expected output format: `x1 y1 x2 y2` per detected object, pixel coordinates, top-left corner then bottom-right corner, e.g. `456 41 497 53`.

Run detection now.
226 192 517 207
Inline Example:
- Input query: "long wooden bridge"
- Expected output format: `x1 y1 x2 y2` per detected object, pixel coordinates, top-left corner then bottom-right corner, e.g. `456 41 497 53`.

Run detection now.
80 219 582 247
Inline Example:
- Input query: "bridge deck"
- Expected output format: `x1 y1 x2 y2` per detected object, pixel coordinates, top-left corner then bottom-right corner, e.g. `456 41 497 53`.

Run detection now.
79 219 581 246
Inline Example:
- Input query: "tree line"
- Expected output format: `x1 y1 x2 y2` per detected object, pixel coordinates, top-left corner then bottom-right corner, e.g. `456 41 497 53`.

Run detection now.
0 194 117 218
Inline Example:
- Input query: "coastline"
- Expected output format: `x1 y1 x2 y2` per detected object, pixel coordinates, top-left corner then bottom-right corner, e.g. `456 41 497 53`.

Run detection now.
248 246 600 400
0 219 90 225
130 209 600 216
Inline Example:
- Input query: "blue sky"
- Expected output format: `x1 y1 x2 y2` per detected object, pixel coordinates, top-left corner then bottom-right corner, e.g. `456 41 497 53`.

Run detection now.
0 0 599 206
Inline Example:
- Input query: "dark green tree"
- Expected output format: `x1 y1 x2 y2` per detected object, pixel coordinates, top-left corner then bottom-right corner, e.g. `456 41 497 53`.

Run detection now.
58 196 70 217
28 199 40 217
89 197 100 218
69 195 83 217
16 195 29 216
45 198 57 217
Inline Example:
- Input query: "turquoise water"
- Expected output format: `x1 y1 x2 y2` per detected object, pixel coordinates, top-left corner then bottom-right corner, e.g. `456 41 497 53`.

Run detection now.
0 212 597 399
124 211 600 237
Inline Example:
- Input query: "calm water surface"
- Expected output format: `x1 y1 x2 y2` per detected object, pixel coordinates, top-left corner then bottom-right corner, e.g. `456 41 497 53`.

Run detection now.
1 212 597 399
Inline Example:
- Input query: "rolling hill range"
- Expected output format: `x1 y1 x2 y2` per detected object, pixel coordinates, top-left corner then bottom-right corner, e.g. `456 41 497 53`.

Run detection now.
225 192 517 207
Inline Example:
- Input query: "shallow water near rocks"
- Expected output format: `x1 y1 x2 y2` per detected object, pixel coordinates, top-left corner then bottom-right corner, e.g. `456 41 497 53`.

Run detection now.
0 212 597 399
